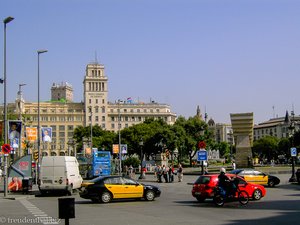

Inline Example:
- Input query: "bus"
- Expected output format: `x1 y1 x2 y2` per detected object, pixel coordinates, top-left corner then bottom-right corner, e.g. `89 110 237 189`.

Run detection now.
92 150 111 177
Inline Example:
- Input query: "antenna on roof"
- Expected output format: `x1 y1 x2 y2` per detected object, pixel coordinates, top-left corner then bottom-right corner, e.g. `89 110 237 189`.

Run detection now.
272 105 275 118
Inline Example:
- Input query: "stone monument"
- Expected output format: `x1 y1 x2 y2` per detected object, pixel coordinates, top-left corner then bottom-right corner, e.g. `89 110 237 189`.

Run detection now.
230 112 254 168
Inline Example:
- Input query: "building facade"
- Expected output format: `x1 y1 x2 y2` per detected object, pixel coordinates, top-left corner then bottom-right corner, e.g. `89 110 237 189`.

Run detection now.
253 111 300 141
2 62 177 157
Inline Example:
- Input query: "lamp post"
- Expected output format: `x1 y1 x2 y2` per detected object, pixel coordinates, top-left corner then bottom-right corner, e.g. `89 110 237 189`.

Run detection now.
3 16 14 145
138 138 144 179
17 83 26 158
89 106 93 149
37 49 47 183
118 100 122 175
3 16 14 198
289 110 297 182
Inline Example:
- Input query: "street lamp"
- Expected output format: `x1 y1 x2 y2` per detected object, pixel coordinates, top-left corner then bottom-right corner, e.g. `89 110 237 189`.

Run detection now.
89 106 93 149
3 16 14 198
3 16 14 145
138 138 144 179
289 110 297 182
118 100 122 175
37 49 47 183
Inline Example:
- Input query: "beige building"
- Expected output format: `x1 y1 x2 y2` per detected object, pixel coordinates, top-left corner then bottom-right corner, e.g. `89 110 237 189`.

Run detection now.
3 62 177 157
253 111 300 141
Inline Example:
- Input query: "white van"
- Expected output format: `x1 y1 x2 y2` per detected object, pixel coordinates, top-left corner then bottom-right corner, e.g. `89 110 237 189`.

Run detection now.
39 156 83 195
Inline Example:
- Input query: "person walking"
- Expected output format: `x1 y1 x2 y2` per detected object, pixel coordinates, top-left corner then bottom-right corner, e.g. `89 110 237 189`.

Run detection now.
177 164 183 182
162 165 169 183
168 165 174 182
157 165 162 183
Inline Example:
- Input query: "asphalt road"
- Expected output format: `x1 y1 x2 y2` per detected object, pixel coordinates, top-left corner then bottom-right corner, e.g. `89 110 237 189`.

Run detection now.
0 173 299 225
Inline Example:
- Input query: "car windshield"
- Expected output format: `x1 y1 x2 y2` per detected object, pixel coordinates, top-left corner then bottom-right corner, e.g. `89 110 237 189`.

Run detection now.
195 176 211 184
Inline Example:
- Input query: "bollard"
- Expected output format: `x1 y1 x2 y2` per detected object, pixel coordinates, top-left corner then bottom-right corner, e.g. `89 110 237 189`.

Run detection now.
58 198 75 225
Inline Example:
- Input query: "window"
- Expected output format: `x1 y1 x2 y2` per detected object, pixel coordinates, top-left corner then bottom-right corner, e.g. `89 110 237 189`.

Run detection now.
111 117 115 122
95 116 99 122
102 107 105 113
102 116 105 122
104 177 122 184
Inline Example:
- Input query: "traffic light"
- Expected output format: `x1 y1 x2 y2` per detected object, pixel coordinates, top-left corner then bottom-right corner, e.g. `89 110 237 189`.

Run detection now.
33 151 39 161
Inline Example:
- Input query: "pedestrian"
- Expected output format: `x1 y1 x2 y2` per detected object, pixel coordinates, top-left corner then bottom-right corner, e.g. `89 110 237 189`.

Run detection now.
128 165 134 179
157 165 162 183
177 164 183 182
232 161 236 170
168 165 174 182
162 165 169 183
141 166 147 179
154 164 158 180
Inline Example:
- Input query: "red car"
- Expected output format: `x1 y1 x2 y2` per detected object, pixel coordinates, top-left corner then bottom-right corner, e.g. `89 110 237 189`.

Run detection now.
192 174 266 202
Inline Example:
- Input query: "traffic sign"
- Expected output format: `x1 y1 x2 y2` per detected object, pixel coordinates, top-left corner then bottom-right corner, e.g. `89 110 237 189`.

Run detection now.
197 150 207 161
1 144 11 154
291 147 297 157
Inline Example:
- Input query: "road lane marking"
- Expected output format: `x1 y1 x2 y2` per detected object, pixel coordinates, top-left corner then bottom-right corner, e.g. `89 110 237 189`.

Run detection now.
19 199 60 224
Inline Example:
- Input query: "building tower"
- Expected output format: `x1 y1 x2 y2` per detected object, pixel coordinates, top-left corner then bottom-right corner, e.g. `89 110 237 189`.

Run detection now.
51 82 73 102
196 105 203 120
83 63 108 129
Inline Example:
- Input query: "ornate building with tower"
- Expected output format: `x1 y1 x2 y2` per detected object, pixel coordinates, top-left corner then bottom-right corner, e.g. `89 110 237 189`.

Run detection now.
3 62 177 157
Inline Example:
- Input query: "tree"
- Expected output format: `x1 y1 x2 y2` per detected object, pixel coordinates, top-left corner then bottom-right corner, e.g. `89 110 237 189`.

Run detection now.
252 136 279 161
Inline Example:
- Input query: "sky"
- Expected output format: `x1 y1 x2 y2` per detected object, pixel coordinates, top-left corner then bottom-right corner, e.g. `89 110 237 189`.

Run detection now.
1 0 300 125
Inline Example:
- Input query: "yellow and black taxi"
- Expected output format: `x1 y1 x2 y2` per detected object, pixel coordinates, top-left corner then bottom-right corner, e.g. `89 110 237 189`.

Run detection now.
229 169 280 187
79 175 161 203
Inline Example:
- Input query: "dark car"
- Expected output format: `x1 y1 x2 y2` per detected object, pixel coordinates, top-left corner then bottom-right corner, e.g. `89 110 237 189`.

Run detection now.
80 175 161 203
192 174 266 202
229 169 280 187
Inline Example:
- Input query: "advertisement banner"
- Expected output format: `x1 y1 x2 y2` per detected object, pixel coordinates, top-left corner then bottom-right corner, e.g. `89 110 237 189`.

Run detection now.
26 127 37 142
8 120 22 149
41 127 52 142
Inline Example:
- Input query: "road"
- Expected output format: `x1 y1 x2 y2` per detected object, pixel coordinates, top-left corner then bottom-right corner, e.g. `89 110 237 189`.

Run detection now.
0 173 299 225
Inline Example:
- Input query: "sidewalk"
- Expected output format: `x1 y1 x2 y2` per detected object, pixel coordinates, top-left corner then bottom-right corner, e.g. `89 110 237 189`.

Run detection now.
0 181 39 200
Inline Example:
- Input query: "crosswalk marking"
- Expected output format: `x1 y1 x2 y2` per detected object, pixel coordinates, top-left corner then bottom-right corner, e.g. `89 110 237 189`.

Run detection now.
20 199 60 225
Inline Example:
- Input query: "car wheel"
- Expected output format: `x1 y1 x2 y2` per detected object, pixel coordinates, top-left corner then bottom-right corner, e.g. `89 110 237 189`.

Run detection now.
252 189 262 200
268 180 275 187
101 192 112 203
145 190 155 201
196 197 206 202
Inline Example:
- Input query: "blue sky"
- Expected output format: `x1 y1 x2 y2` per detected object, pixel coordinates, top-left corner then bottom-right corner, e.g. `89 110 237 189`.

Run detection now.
1 0 300 124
